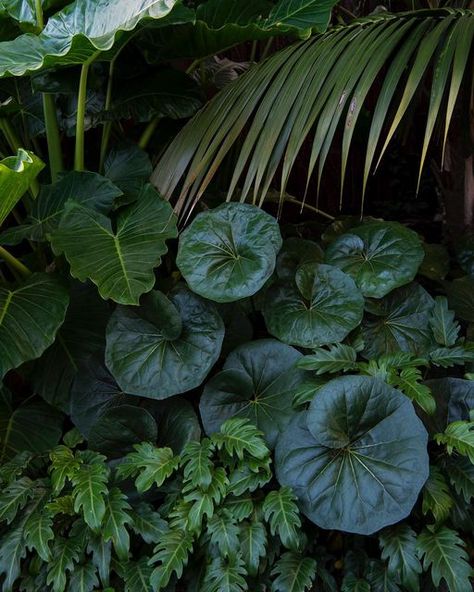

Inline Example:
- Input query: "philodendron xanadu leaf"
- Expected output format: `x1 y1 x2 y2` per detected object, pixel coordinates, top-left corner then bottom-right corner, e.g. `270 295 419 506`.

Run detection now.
275 375 429 534
51 184 177 305
200 339 305 448
429 296 460 347
0 0 180 77
361 283 435 359
0 272 69 379
177 202 282 303
379 524 422 592
105 287 224 398
325 222 424 298
0 149 43 226
271 552 317 592
263 263 364 348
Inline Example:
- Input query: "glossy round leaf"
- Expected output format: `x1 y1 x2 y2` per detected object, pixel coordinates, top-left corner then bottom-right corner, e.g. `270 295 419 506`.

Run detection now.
275 375 429 534
325 222 424 298
446 276 474 322
177 202 282 303
200 339 305 448
361 283 435 358
147 398 201 453
105 287 224 398
263 263 364 348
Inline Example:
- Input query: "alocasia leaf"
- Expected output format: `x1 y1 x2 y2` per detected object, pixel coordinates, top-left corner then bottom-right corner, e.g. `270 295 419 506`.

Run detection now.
275 376 429 535
51 184 177 305
112 69 203 122
0 149 43 227
0 171 123 245
200 339 304 448
105 287 224 398
29 282 109 411
325 222 424 298
263 263 364 348
0 387 63 463
177 202 282 303
104 144 152 199
0 0 180 77
361 283 435 358
0 272 69 378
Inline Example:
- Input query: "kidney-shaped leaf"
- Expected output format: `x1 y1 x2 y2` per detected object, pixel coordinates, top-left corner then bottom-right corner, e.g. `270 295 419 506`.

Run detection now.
325 222 424 298
51 184 177 305
200 339 305 448
263 263 364 348
276 237 324 281
275 375 429 535
0 272 69 379
361 283 435 359
0 149 43 227
0 0 179 77
105 287 224 398
0 387 63 462
177 202 282 303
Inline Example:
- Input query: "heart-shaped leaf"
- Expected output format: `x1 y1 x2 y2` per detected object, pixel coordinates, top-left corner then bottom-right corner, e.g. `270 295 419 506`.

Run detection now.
0 149 43 227
177 202 282 303
275 375 429 534
0 387 63 462
200 339 305 448
0 171 123 245
0 273 69 379
0 0 180 77
361 283 435 358
105 287 224 398
51 184 177 305
263 263 364 348
104 144 152 199
325 222 424 298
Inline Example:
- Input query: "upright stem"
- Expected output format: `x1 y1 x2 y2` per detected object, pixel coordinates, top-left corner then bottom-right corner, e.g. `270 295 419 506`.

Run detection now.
99 58 116 173
138 117 161 150
0 246 31 277
42 94 63 182
75 58 95 171
34 0 44 29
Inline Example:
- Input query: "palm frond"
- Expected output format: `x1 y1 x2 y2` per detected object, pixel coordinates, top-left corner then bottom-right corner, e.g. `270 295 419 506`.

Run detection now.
151 9 474 218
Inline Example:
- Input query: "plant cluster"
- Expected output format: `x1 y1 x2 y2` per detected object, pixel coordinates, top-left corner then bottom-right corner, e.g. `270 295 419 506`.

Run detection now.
0 1 473 592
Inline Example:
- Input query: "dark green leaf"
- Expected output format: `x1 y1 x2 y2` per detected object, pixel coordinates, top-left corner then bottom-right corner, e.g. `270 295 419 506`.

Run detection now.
200 339 305 448
71 455 109 529
379 524 421 592
117 443 179 492
325 222 424 298
149 528 194 590
446 276 474 322
212 418 269 461
275 376 429 534
239 520 267 577
422 465 453 523
429 296 460 347
104 144 152 198
297 343 358 374
264 263 364 348
177 202 282 303
276 237 324 281
0 273 69 379
51 185 177 305
271 552 317 592
68 564 99 592
122 556 153 592
207 511 240 558
102 488 132 561
263 487 301 551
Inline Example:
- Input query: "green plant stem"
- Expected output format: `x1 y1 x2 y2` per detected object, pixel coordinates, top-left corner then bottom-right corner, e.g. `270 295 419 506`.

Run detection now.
34 0 44 29
138 117 161 150
0 246 31 277
42 94 63 183
75 57 96 171
99 58 116 173
260 38 274 61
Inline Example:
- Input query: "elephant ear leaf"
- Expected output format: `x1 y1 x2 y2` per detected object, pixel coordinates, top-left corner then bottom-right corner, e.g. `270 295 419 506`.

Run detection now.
105 287 224 399
325 222 424 298
263 263 364 348
200 339 305 448
177 202 282 303
0 272 69 379
51 184 177 305
0 0 180 77
275 375 429 535
0 149 43 227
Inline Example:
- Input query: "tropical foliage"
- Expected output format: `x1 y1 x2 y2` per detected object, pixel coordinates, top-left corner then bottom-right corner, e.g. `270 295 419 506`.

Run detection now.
0 0 473 591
